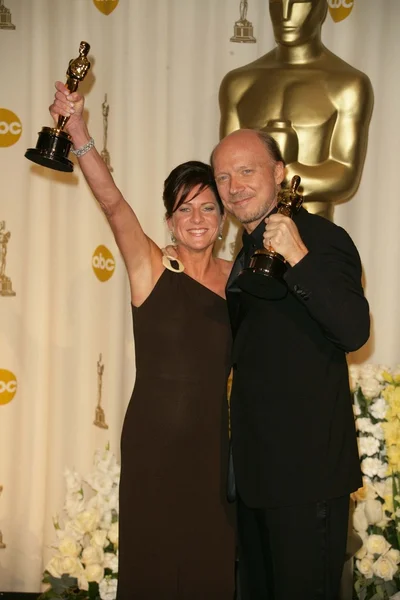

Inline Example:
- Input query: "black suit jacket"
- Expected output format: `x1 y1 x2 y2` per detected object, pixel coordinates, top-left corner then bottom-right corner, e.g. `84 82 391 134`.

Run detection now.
227 208 369 508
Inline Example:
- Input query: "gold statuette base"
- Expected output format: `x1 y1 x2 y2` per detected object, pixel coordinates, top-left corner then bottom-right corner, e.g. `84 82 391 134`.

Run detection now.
25 127 74 172
0 276 16 296
94 406 109 429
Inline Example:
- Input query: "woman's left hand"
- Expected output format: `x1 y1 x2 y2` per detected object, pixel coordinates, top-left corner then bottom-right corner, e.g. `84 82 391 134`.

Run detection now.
263 214 308 266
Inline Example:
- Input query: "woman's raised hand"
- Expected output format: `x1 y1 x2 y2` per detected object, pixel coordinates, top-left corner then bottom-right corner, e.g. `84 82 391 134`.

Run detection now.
49 80 85 133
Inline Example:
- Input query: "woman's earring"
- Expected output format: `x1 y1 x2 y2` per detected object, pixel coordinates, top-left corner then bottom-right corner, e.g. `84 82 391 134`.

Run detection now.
170 231 177 244
218 231 223 241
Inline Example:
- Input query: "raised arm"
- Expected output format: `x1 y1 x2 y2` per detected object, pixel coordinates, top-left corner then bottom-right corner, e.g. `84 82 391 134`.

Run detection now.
50 82 162 306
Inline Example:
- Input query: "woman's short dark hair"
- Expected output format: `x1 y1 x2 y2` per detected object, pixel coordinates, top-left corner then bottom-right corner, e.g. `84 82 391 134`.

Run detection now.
163 161 224 219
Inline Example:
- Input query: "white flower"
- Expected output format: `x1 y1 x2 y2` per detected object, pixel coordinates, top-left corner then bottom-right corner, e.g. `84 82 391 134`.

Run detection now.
75 508 101 534
370 422 385 440
58 536 81 557
356 555 374 579
85 563 104 583
46 555 64 578
364 498 383 525
358 436 380 458
356 418 375 434
360 377 382 400
353 403 361 416
386 548 400 565
365 534 391 556
349 364 361 391
355 545 367 559
100 510 113 530
99 577 118 600
93 448 120 480
60 556 84 577
107 522 119 547
90 529 109 549
64 492 85 519
78 574 89 591
361 457 388 479
85 472 114 497
82 544 104 566
372 555 398 581
103 552 118 572
370 397 387 420
64 468 83 494
353 505 368 532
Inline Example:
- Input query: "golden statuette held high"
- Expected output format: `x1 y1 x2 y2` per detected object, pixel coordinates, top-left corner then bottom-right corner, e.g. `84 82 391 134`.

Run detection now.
25 41 91 172
238 175 303 300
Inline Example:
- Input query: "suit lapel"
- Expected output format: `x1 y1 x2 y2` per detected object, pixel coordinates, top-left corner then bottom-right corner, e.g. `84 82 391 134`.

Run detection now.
226 247 245 336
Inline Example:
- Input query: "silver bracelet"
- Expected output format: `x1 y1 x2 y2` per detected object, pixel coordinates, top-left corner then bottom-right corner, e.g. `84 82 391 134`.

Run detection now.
71 137 95 157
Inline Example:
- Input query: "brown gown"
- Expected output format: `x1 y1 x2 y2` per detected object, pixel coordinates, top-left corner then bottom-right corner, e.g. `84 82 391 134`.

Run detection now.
118 268 235 600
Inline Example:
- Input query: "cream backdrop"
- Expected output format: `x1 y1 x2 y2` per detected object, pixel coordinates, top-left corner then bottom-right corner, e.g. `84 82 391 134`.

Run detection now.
0 0 399 592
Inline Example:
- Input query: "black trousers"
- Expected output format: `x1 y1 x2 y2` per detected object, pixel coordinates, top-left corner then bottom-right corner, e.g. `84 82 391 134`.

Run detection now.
236 493 349 600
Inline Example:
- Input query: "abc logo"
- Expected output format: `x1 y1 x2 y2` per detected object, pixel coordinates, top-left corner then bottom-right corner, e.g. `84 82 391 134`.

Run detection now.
92 245 115 282
0 108 22 148
0 369 17 405
328 0 354 22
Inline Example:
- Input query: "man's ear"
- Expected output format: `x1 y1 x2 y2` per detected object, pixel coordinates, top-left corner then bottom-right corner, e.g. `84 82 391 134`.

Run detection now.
275 161 285 186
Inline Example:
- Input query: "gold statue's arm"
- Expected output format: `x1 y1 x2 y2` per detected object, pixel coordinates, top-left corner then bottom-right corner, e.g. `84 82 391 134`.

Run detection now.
285 75 374 205
218 72 246 140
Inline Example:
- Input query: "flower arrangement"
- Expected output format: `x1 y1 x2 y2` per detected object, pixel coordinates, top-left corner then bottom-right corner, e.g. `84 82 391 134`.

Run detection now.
39 446 120 600
350 364 400 600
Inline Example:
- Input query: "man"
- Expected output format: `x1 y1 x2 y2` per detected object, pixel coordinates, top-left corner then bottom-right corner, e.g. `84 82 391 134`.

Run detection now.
212 128 369 600
219 0 373 220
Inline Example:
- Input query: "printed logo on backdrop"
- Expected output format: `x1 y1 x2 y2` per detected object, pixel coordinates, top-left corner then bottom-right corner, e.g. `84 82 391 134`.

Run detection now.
0 109 22 147
0 0 16 30
93 0 119 16
92 245 115 281
327 0 354 23
0 221 16 296
0 369 17 405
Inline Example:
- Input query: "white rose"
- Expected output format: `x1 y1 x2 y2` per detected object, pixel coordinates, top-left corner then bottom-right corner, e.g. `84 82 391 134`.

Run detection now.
91 529 109 549
358 436 380 458
85 563 104 583
64 468 82 494
355 544 367 559
365 534 391 556
64 518 86 540
386 548 400 565
58 536 81 557
103 552 118 572
372 555 398 581
353 505 368 532
356 556 374 579
82 544 104 566
360 377 382 400
361 457 388 479
78 574 89 591
364 498 384 525
107 522 119 547
61 556 83 577
370 397 387 420
76 508 101 533
99 577 118 600
46 555 64 578
64 492 85 519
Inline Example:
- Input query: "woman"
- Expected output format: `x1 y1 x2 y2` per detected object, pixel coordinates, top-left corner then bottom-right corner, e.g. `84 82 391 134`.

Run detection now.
50 82 235 600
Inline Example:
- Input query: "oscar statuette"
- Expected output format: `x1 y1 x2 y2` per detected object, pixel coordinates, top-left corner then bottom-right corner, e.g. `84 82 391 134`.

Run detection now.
94 354 108 429
238 175 303 300
25 41 91 172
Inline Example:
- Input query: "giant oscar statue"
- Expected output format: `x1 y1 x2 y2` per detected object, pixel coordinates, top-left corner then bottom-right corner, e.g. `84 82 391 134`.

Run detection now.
219 0 373 221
